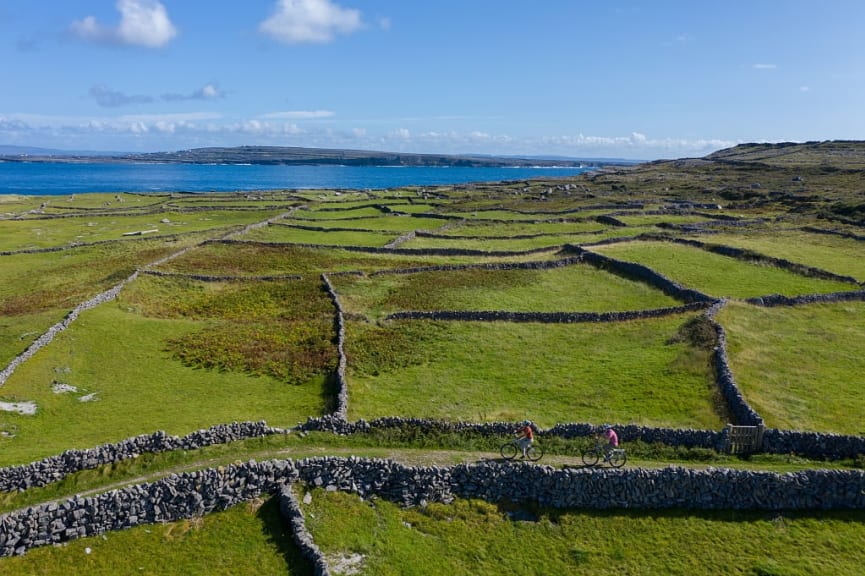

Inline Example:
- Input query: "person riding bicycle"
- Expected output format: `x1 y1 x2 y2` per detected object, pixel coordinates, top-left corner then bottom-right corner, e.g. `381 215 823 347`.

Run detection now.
515 420 534 459
598 423 618 461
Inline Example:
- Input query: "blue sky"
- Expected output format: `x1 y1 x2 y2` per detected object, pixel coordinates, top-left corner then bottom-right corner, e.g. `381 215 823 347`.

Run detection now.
1 0 863 160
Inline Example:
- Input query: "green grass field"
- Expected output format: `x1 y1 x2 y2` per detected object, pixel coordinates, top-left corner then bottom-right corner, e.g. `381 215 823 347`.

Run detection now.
591 240 858 298
344 315 722 429
716 300 865 434
244 223 402 247
0 210 283 251
683 229 865 282
301 490 865 576
430 219 607 236
0 279 332 466
331 262 680 320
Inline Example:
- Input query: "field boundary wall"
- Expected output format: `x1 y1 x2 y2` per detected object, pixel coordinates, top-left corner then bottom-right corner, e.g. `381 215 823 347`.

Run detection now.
3 456 864 559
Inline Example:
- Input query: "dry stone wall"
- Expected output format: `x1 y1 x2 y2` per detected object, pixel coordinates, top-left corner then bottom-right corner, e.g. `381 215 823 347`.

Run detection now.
745 290 865 307
3 456 865 559
0 422 279 493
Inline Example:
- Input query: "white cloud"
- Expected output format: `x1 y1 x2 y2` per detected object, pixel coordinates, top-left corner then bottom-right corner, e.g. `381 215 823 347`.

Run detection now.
799 85 810 92
259 0 362 44
752 63 777 70
0 112 736 158
162 83 226 102
538 133 737 158
72 0 178 48
261 110 335 119
90 84 154 108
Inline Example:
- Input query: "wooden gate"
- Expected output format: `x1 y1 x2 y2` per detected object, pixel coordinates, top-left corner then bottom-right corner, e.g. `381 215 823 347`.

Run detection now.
726 424 764 454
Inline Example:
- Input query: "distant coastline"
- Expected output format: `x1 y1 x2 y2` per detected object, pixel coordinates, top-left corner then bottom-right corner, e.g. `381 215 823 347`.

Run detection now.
0 144 637 168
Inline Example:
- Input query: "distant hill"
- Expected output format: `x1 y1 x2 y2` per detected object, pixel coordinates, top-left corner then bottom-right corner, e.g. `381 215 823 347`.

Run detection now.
705 140 865 170
0 145 591 168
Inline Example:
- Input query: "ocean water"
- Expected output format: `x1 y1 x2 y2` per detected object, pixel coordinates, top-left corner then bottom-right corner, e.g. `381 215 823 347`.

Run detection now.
0 162 588 195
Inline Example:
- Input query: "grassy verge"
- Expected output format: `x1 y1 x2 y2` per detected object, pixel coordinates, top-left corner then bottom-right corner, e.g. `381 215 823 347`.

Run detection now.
717 301 865 434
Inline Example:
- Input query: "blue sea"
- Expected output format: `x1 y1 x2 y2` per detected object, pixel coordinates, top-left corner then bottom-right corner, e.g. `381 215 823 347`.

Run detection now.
0 162 588 195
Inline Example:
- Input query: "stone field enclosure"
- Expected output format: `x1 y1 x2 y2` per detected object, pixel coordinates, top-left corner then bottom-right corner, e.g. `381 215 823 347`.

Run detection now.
2 141 865 575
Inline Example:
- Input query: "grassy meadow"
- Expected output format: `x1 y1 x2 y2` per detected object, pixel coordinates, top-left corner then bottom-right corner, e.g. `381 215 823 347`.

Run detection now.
332 262 680 319
682 229 865 282
590 240 858 298
717 300 865 435
344 316 722 429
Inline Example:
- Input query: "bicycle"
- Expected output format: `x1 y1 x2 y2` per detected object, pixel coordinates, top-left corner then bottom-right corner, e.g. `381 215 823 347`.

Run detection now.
500 436 544 462
581 442 627 468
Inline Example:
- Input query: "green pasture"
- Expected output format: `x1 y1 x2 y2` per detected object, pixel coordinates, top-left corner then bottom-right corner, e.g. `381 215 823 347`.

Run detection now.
279 214 449 233
293 206 387 219
383 203 440 214
0 235 210 364
591 240 857 298
611 213 716 226
149 242 541 276
401 233 593 251
292 190 373 202
0 278 333 467
683 229 865 282
344 315 723 429
0 194 53 214
242 223 400 247
331 262 679 320
0 209 282 251
0 310 67 371
0 235 207 308
4 192 162 215
716 300 865 434
302 490 865 576
423 219 606 237
0 497 308 576
438 209 554 221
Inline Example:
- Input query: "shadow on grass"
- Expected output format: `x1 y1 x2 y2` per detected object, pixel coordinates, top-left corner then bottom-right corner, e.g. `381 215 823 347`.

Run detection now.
256 495 315 576
321 371 341 415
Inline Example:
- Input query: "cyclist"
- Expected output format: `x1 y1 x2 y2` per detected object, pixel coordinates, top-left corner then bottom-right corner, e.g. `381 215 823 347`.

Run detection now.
598 423 618 462
515 420 534 459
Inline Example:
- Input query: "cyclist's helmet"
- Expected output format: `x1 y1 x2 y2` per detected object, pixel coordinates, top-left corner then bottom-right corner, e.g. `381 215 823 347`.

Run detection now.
602 423 611 431
522 419 531 426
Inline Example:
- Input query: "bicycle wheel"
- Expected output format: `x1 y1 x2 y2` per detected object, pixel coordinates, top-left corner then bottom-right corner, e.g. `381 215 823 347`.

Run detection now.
581 447 600 466
609 450 627 468
500 442 518 460
526 445 544 462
